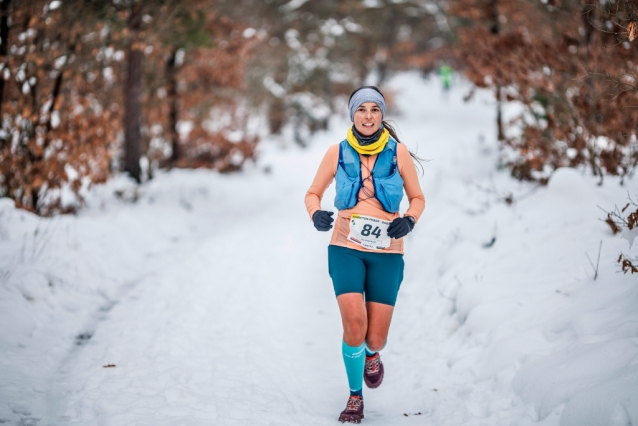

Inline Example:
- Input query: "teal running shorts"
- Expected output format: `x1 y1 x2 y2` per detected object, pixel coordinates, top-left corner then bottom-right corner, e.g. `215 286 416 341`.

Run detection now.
328 245 404 306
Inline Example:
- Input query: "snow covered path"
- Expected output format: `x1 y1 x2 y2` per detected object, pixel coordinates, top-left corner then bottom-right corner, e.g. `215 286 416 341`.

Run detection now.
2 74 637 426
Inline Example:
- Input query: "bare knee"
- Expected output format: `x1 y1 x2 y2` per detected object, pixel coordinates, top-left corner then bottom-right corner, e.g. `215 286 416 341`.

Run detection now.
343 315 367 347
365 336 386 352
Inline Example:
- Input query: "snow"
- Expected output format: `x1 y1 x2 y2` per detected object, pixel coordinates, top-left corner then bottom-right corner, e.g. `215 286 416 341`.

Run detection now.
1 72 637 425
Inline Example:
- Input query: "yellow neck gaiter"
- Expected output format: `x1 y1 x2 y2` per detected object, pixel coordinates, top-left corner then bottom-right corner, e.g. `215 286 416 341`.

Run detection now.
346 127 390 155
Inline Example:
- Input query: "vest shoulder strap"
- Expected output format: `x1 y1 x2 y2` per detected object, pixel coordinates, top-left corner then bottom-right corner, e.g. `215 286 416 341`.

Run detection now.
384 138 398 175
338 140 345 168
339 140 360 171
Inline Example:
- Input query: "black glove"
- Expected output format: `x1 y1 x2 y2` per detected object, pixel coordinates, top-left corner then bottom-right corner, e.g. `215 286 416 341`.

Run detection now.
387 216 415 239
312 210 334 231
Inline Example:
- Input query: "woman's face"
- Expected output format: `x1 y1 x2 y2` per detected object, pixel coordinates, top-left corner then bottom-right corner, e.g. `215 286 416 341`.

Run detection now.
353 102 382 136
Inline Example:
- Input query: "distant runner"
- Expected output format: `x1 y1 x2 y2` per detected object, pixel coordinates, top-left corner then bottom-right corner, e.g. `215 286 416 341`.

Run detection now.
305 86 426 423
439 64 452 91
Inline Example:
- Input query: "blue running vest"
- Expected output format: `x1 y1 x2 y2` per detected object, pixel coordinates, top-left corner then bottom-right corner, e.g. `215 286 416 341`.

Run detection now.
334 139 404 213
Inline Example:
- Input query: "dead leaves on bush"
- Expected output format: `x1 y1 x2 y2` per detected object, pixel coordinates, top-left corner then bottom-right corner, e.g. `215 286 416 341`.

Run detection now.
627 21 637 41
606 196 638 274
618 253 638 274
606 214 622 234
604 201 638 234
449 1 638 183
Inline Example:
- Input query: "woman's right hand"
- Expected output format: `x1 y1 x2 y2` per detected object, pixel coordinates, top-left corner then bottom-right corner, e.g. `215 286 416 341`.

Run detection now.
312 210 334 231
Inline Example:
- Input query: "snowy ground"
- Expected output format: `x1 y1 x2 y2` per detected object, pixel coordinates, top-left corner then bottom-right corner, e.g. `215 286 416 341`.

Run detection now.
1 73 637 426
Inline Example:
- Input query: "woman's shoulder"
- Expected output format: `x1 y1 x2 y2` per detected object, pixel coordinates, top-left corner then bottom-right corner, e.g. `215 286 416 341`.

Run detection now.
394 141 410 155
394 141 417 170
318 144 340 166
325 143 341 156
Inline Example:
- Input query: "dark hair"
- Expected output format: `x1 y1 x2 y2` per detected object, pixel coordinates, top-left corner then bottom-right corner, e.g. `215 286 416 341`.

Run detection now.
350 86 425 174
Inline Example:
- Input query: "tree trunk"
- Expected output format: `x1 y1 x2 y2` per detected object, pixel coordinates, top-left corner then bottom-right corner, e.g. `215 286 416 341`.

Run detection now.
496 86 505 141
166 47 180 164
490 0 504 141
44 69 63 138
124 4 143 183
582 0 595 46
268 96 285 134
0 0 10 121
581 1 602 180
489 0 499 35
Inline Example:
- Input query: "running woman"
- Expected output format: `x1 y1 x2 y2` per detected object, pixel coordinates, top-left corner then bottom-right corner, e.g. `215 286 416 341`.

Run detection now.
305 86 425 423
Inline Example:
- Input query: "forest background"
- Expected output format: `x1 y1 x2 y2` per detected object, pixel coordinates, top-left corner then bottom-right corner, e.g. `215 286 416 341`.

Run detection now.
1 0 637 220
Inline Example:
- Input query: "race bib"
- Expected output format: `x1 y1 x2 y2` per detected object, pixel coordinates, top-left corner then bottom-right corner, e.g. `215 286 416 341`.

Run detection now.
347 214 391 250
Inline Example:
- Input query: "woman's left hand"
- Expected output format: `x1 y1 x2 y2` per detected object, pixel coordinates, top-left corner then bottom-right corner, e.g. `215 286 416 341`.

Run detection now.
387 216 414 239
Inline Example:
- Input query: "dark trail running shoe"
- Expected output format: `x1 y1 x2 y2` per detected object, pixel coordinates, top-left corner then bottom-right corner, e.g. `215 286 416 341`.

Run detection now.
338 395 364 423
364 353 384 389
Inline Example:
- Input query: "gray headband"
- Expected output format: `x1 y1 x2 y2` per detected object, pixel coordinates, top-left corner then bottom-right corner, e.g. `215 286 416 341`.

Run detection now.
348 88 385 122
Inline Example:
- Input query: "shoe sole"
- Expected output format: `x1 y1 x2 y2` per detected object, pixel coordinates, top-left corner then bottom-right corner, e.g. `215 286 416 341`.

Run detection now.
339 415 364 423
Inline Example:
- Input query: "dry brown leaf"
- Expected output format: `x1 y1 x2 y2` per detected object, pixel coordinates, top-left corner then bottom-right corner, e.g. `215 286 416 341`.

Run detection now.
606 214 621 234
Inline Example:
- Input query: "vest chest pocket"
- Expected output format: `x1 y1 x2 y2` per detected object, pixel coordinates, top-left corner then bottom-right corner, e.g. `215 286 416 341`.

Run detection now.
374 169 404 213
334 166 359 210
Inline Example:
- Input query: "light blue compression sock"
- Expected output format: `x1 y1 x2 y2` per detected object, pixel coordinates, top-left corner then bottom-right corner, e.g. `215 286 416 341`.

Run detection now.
342 340 366 398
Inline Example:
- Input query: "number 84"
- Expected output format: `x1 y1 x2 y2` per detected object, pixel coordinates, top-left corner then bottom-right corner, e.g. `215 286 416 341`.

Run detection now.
361 224 381 238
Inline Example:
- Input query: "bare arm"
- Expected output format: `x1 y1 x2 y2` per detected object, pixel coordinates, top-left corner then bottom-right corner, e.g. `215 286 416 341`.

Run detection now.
304 144 339 220
397 143 426 222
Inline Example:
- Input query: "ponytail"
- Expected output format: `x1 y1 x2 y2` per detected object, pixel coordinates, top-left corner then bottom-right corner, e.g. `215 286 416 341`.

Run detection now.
383 120 425 175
